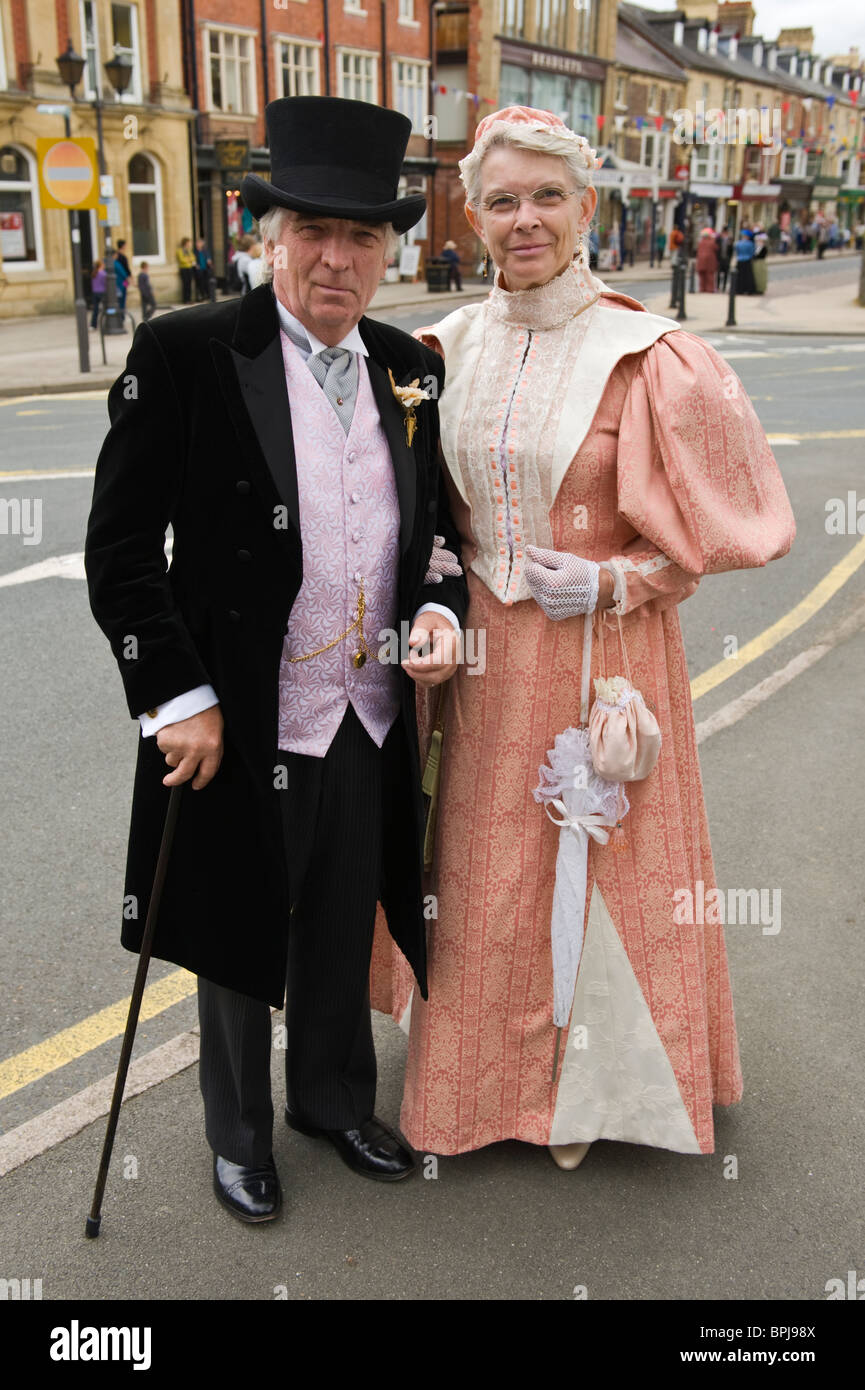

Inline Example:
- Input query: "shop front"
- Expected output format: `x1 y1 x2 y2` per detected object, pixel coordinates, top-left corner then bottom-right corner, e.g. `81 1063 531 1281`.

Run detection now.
497 40 606 147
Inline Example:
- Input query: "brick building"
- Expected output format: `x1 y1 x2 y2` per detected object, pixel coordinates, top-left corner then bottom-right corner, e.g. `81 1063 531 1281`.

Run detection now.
0 0 194 316
183 0 438 277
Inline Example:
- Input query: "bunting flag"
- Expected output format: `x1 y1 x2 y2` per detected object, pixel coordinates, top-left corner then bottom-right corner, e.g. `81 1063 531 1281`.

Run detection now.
654 115 664 131
596 113 605 127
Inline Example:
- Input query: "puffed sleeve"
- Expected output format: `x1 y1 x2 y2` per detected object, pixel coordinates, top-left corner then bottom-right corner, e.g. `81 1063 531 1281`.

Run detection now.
604 329 796 616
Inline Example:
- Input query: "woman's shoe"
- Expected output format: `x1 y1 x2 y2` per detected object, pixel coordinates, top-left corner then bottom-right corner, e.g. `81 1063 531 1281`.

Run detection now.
548 1141 592 1170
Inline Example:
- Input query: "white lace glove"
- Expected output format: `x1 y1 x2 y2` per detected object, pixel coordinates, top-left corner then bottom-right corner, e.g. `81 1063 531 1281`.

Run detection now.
424 534 462 585
525 545 600 620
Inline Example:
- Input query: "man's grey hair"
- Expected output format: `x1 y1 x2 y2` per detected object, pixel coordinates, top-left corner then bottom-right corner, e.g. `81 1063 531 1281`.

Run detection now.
257 206 401 282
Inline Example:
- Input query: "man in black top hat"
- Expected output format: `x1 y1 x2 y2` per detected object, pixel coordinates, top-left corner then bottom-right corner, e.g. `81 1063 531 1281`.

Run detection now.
85 97 468 1223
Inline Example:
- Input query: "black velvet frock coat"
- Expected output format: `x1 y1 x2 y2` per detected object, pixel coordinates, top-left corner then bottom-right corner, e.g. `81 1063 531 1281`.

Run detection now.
84 284 468 1008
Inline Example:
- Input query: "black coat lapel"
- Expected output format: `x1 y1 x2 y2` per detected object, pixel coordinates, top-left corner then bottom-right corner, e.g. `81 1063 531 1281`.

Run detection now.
209 286 300 537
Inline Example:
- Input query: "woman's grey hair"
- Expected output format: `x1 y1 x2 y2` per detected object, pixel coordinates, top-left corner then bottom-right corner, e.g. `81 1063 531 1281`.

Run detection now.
257 207 401 282
459 125 596 208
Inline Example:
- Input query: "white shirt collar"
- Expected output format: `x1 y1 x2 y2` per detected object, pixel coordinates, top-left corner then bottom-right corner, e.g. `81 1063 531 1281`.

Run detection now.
274 294 368 358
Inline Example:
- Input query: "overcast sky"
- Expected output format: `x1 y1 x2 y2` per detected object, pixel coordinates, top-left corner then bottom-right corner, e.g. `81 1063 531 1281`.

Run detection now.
634 2 863 62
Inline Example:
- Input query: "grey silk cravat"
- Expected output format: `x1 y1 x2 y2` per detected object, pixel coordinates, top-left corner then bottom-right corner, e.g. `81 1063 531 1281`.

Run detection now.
305 347 358 435
281 315 359 434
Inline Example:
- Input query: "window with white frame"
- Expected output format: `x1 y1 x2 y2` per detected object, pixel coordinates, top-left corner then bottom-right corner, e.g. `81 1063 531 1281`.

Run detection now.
277 39 320 98
640 129 670 178
615 74 627 108
393 59 427 132
128 151 163 262
692 143 726 182
207 27 256 114
111 4 142 103
647 83 659 113
701 81 710 105
344 0 364 13
398 0 415 20
0 145 43 268
779 147 806 178
338 49 376 103
79 0 101 99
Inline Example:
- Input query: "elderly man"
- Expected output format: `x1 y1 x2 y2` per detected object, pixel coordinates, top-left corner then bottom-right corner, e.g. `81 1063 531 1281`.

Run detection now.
85 97 467 1223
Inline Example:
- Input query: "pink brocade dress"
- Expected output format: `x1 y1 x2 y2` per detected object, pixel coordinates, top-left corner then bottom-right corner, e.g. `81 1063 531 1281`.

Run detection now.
369 263 796 1157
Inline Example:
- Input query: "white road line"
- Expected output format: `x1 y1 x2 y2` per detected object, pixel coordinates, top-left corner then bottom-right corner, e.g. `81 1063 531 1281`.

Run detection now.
0 1029 201 1178
0 469 95 480
695 600 865 745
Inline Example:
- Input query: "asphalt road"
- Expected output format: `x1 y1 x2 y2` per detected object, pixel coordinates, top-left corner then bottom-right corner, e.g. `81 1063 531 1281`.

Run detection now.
0 318 863 1302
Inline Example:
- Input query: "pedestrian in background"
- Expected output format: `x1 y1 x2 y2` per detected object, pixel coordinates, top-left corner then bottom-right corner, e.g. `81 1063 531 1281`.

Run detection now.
441 239 462 291
696 225 718 292
114 239 131 309
114 241 130 313
655 226 667 262
623 220 636 267
716 224 732 290
752 226 769 295
231 234 253 295
194 237 215 302
89 259 106 329
735 226 757 295
176 236 196 304
137 261 156 321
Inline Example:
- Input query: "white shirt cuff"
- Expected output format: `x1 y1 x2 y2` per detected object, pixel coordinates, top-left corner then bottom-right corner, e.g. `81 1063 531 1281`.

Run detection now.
139 684 219 737
413 603 460 632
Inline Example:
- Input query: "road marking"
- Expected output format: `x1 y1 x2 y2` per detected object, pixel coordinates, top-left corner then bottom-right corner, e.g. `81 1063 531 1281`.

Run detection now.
767 436 800 446
15 409 50 416
696 600 865 744
0 968 196 1101
690 533 865 702
0 552 87 585
0 1029 201 1178
0 391 108 407
0 468 95 480
767 429 865 441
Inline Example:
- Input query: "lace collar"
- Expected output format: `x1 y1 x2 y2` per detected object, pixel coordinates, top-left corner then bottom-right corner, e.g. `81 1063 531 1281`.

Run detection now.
486 258 603 331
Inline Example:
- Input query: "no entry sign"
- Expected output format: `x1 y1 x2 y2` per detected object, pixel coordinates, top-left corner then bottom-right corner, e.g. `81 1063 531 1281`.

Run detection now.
37 138 100 210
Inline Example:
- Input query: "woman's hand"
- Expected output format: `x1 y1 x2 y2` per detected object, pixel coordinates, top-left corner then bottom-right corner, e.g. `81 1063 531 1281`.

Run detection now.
525 546 612 619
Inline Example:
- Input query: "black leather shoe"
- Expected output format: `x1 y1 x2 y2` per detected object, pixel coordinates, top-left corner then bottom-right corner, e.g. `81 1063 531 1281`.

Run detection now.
285 1107 415 1181
213 1152 282 1222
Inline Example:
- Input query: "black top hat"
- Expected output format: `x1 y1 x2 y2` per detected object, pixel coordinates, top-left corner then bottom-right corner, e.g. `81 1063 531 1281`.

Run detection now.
240 96 426 234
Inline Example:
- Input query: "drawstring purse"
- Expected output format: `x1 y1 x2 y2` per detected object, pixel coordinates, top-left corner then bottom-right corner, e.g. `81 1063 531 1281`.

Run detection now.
589 609 661 784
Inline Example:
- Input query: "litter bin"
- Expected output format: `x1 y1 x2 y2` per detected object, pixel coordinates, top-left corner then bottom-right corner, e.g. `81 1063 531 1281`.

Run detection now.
425 257 449 292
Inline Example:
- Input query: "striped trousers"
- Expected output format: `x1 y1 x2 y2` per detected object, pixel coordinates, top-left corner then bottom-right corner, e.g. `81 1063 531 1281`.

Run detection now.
197 702 404 1167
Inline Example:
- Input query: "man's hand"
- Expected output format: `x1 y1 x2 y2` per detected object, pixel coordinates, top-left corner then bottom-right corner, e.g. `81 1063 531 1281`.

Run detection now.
401 613 460 688
156 705 224 789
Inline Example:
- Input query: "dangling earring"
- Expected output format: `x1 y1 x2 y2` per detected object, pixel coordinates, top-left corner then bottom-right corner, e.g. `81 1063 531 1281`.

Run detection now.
482 247 492 279
575 232 589 269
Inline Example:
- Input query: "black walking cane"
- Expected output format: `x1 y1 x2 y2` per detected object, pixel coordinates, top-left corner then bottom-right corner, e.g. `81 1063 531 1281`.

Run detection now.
85 783 184 1238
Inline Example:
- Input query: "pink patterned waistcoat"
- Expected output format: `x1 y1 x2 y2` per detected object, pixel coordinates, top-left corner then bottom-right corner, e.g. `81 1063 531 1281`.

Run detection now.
276 331 402 756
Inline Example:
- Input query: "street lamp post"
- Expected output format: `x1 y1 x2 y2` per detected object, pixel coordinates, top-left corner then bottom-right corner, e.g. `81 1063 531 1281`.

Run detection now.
56 41 133 337
36 101 90 373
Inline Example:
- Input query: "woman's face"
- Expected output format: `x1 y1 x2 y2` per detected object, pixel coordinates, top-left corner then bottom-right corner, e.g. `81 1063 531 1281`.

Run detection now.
466 146 597 291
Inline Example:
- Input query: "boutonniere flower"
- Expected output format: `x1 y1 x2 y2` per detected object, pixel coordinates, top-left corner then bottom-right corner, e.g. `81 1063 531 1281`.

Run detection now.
388 368 431 447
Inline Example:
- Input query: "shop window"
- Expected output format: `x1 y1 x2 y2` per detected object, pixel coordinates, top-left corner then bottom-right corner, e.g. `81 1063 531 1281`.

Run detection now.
0 145 42 268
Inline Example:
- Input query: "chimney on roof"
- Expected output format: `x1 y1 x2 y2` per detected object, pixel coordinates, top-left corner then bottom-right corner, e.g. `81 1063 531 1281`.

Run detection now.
767 46 777 71
673 20 684 46
753 40 763 67
728 34 738 60
697 27 708 53
708 26 719 55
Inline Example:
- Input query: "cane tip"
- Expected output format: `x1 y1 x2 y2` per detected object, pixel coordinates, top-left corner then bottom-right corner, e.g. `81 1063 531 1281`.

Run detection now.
84 1215 101 1239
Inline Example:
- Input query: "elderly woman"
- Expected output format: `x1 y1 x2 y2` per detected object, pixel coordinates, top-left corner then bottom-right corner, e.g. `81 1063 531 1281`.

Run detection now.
370 107 795 1169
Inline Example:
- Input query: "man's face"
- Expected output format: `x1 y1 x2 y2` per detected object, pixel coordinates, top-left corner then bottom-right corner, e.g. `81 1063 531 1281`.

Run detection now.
266 210 391 345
